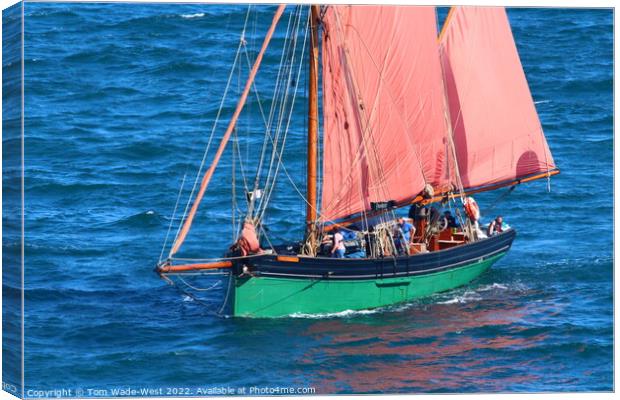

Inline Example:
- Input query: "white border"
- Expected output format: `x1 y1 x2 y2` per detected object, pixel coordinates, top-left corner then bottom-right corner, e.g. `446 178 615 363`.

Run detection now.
0 2 615 400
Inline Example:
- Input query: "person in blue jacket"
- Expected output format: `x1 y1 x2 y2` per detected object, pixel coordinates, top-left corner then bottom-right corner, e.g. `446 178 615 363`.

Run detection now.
395 217 415 254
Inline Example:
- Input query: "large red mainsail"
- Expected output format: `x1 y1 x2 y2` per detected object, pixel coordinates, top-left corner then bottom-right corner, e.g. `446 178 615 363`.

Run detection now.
320 6 452 222
439 6 556 190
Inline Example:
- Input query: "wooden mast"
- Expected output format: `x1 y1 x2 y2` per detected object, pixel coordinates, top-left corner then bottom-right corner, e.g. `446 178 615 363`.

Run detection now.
306 5 320 233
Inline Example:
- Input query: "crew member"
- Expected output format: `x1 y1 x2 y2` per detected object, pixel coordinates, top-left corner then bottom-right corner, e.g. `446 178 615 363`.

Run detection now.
396 217 415 255
331 228 346 258
487 216 504 236
444 210 460 228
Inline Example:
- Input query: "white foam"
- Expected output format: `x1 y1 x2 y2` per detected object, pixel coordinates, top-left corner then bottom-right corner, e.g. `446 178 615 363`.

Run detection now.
288 308 379 319
437 290 482 305
477 283 509 291
181 13 205 19
437 298 462 305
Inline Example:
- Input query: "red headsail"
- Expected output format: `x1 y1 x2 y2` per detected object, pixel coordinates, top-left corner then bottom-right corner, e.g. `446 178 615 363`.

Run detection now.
439 6 556 190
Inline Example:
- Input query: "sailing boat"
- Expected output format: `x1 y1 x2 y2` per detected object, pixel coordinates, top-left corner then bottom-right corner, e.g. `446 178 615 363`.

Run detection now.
156 5 559 318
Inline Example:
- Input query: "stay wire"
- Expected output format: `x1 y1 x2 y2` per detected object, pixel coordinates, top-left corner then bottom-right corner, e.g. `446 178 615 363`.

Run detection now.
248 8 297 218
159 173 187 263
257 6 308 223
256 6 305 217
170 7 253 253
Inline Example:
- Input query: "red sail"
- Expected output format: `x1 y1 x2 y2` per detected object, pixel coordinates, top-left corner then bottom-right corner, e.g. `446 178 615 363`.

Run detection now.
320 6 452 222
439 7 556 190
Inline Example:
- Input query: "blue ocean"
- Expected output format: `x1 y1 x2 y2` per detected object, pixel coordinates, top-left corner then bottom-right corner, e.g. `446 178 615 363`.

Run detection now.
2 3 613 395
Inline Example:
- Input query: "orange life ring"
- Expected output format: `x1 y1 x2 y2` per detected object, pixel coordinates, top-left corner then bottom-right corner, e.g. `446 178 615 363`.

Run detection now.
463 197 480 221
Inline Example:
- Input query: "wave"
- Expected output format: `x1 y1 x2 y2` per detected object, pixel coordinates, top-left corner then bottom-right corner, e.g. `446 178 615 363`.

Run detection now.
559 76 612 92
100 9 226 30
110 140 172 159
25 181 129 196
557 23 613 37
102 210 166 228
23 286 151 302
142 61 207 75
63 45 129 64
27 9 82 19
99 14 181 32
181 13 205 19
516 340 612 361
21 240 112 258
537 255 612 268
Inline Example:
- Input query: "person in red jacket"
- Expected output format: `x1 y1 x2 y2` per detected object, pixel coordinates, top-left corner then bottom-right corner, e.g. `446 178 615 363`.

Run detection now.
487 216 504 236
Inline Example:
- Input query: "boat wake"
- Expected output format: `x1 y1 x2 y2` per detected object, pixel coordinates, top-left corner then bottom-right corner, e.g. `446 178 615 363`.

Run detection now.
288 308 381 319
477 282 509 291
434 281 528 305
285 282 524 319
436 290 483 305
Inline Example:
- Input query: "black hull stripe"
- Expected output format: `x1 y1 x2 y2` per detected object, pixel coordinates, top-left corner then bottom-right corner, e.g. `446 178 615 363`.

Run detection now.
244 230 517 280
255 245 510 280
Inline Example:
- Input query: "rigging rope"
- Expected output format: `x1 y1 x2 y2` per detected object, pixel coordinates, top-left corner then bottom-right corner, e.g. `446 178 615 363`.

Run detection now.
257 6 309 224
168 278 226 317
318 8 404 244
256 6 305 215
177 275 222 292
169 5 287 257
317 9 412 229
247 9 297 219
484 185 516 217
161 7 253 260
233 6 334 236
159 174 187 263
218 274 234 315
170 8 252 254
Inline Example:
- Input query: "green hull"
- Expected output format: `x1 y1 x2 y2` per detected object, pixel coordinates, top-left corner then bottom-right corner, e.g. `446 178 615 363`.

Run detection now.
232 251 507 318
